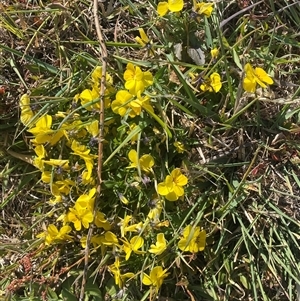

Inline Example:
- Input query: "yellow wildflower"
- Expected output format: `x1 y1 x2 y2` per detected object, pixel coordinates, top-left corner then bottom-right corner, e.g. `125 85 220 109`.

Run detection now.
194 1 214 17
37 224 72 246
67 189 95 231
119 215 143 237
142 266 169 292
108 257 135 288
200 72 222 92
178 224 206 253
211 48 219 59
127 149 154 173
71 140 97 181
123 63 153 95
27 115 64 145
149 233 167 255
135 28 154 56
79 66 114 110
121 236 145 260
94 211 111 230
243 63 273 92
174 141 185 153
33 144 46 171
157 0 184 17
157 168 188 201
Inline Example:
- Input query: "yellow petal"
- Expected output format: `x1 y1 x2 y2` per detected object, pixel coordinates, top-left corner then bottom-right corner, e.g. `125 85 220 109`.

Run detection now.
157 183 169 196
210 72 222 92
173 185 184 197
138 28 149 43
211 48 219 58
157 2 169 16
200 82 210 92
47 224 59 236
244 63 254 76
135 36 145 47
131 236 144 250
196 3 213 17
196 230 206 251
165 191 178 201
128 149 138 167
118 192 129 205
86 120 99 137
255 67 274 85
140 154 154 172
142 273 152 285
243 77 256 92
172 168 188 186
168 0 184 12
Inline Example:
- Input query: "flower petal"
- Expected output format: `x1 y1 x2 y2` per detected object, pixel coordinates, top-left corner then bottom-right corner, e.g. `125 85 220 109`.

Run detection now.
243 77 256 92
157 2 169 16
142 273 152 285
168 0 184 12
255 67 274 85
157 183 169 196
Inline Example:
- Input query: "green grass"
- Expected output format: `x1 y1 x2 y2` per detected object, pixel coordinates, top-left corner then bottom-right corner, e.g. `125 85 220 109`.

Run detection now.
1 0 300 300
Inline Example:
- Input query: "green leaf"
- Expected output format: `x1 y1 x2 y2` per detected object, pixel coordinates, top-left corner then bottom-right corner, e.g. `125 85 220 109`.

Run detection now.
85 281 103 300
60 288 78 301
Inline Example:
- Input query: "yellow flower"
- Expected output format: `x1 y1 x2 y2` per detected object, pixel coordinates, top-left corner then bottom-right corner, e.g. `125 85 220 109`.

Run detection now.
149 233 167 255
79 66 114 110
174 141 185 153
135 28 154 56
67 206 93 231
178 224 206 253
200 72 222 92
123 63 153 95
157 168 188 201
243 63 273 92
37 224 72 246
98 231 120 247
41 171 51 183
127 149 154 173
194 1 214 17
108 257 135 288
119 215 132 238
147 199 163 221
76 187 96 209
49 179 76 205
211 48 219 59
127 123 139 143
33 144 46 171
27 115 64 145
111 90 133 117
129 92 154 118
157 0 184 17
111 90 153 118
94 211 111 230
80 234 108 248
71 140 97 181
85 120 99 137
142 266 169 292
67 190 95 231
81 170 96 185
19 94 34 128
119 215 143 237
43 159 70 170
54 179 75 194
121 235 145 260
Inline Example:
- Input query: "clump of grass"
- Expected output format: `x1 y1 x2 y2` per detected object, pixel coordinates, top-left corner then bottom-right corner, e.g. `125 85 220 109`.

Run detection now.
1 0 300 300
